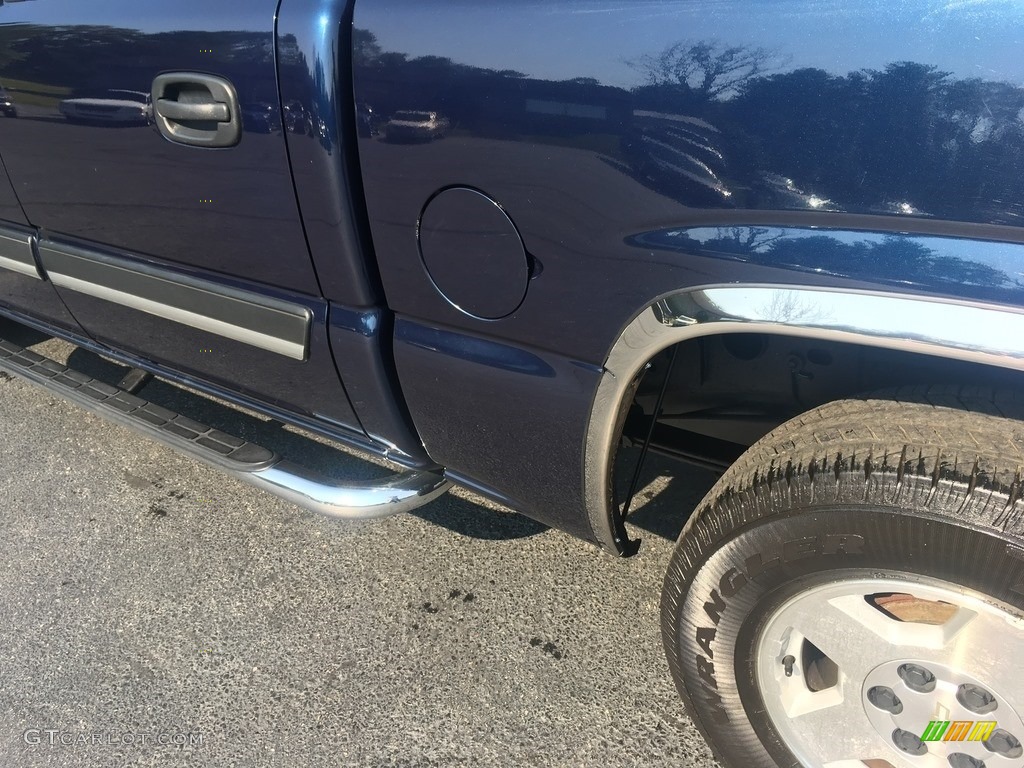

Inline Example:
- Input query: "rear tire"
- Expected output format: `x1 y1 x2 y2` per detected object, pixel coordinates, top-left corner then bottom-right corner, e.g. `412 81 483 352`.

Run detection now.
662 386 1024 768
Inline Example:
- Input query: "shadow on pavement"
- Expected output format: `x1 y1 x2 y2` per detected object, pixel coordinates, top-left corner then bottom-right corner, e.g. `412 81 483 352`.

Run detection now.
614 446 721 543
2 318 716 547
62 344 550 542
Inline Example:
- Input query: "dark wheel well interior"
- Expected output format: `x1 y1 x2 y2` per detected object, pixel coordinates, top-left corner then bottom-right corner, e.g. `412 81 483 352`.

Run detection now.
620 332 1024 474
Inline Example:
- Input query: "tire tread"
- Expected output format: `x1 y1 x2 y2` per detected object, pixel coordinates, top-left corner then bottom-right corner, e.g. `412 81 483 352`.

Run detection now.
661 385 1024 767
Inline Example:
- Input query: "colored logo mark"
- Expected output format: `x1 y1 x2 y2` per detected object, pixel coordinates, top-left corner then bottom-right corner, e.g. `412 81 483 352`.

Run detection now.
921 720 997 742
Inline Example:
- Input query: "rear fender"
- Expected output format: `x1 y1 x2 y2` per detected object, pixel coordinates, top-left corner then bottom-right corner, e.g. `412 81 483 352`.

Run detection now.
584 285 1024 554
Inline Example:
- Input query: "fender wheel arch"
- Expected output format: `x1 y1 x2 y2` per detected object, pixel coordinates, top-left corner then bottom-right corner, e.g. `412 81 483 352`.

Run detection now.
584 286 1024 557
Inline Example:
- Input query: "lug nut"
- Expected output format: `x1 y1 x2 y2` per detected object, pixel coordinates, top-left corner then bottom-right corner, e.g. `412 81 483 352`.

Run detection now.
898 663 937 693
957 683 997 714
867 685 903 714
985 729 1023 759
892 728 928 756
947 753 986 768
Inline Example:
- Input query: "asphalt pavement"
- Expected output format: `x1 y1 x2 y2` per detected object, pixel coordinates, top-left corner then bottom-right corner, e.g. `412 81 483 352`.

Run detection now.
0 324 720 767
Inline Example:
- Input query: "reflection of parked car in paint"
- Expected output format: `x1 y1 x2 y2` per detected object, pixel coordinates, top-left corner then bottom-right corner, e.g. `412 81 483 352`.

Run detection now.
0 86 16 118
283 100 308 134
384 110 447 142
59 89 151 125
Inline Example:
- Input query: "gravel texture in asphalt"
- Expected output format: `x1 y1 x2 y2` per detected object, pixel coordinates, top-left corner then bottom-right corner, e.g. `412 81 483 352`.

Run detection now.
0 325 720 767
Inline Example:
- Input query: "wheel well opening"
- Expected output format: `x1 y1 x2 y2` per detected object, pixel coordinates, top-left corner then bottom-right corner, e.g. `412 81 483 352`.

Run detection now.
618 331 1024 476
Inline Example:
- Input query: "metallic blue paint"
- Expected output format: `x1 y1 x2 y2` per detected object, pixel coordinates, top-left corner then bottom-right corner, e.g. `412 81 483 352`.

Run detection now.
629 227 1024 307
0 158 27 226
394 316 601 542
353 0 1024 540
417 186 532 321
0 0 371 442
277 0 384 306
354 0 1024 364
0 2 319 294
327 304 431 465
397 322 557 379
0 292 420 481
1 0 1024 547
278 0 430 463
40 232 364 431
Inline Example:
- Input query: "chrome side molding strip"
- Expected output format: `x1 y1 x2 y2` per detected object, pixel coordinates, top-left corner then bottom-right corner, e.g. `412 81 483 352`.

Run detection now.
0 228 41 279
0 336 450 520
584 285 1024 554
38 241 311 361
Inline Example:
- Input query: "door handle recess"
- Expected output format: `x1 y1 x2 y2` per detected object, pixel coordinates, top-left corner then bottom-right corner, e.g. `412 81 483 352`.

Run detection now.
151 72 241 148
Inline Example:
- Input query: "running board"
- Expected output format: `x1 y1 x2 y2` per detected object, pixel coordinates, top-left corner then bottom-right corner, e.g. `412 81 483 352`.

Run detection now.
0 339 450 519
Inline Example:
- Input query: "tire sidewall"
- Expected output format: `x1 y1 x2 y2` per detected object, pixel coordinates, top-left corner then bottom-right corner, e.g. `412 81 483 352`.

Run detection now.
665 502 1024 768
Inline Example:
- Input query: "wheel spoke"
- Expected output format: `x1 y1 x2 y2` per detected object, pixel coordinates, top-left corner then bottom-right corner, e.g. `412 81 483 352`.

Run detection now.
930 607 1024 694
783 690 880 765
758 579 1024 768
779 593 908 684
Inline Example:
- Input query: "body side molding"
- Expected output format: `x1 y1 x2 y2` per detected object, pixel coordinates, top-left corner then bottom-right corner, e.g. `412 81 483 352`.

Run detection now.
0 227 41 279
38 242 311 360
584 285 1024 554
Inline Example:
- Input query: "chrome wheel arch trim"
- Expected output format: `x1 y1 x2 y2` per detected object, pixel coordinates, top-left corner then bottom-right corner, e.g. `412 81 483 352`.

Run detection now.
583 284 1024 555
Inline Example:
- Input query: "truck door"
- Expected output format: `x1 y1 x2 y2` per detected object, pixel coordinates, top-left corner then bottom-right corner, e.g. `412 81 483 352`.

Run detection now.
0 138 83 334
0 1 364 433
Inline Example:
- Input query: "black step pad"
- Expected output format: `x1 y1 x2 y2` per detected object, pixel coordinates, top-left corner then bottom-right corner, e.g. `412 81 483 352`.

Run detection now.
0 339 276 470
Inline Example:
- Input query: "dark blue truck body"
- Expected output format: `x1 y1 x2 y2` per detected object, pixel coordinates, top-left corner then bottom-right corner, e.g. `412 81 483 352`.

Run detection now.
3 0 1022 545
2 0 1024 539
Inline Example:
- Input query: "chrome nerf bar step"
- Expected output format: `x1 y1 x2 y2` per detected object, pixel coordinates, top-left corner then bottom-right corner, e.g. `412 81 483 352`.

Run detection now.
0 339 450 519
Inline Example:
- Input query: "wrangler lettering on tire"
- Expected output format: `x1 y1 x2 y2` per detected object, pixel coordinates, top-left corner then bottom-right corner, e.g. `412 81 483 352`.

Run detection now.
661 386 1024 768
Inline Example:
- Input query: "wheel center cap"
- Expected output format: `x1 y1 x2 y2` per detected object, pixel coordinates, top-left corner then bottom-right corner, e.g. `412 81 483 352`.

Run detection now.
862 660 1024 767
